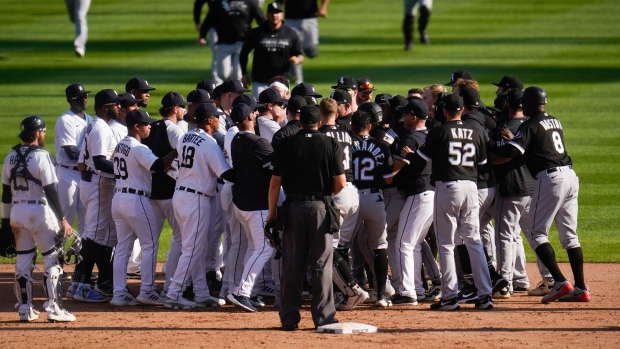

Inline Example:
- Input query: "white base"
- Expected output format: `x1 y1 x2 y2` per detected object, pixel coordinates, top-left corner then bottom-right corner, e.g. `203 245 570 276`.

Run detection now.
316 322 377 334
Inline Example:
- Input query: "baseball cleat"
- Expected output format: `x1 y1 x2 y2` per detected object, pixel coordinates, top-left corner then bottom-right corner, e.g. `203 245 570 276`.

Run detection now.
73 284 108 303
18 305 40 322
94 283 114 297
513 284 530 292
375 296 392 308
421 285 442 302
475 295 494 310
137 292 165 305
195 295 225 307
391 294 418 306
430 297 460 311
127 271 142 280
47 309 76 322
541 280 574 303
163 296 198 310
257 286 276 298
528 280 554 296
493 287 510 300
249 295 266 307
110 293 139 307
66 285 78 300
227 294 257 312
337 289 369 311
457 284 478 304
558 286 590 302
492 276 510 294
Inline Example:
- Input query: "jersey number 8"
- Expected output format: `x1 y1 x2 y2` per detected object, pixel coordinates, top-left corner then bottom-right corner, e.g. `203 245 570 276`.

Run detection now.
448 141 475 167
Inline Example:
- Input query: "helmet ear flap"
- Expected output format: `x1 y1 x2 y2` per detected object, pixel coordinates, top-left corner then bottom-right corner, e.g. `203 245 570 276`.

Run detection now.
18 115 46 138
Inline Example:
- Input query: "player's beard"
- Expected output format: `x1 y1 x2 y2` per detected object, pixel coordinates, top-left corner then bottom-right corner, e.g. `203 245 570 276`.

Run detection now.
108 107 119 120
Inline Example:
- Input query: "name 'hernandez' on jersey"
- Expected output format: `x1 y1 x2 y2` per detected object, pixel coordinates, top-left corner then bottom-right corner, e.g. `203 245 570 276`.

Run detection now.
350 134 394 190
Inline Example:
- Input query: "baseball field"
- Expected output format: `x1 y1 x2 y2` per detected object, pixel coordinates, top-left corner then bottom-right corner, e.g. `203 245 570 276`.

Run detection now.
0 0 619 346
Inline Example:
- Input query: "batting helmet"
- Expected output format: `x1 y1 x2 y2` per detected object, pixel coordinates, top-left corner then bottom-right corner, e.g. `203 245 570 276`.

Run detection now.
18 115 45 138
522 86 547 105
358 102 383 124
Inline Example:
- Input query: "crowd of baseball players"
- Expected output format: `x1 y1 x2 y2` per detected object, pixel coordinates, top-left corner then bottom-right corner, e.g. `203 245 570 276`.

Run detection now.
1 66 590 323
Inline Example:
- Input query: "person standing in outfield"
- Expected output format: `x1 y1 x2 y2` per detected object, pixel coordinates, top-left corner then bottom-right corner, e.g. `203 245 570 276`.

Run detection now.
2 115 76 322
199 0 265 84
267 105 345 331
407 94 493 311
142 92 188 298
110 110 175 307
194 1 221 83
65 0 90 57
125 77 156 109
491 86 590 302
70 89 120 303
356 78 376 105
390 99 435 306
241 2 304 98
164 103 234 309
403 0 432 50
271 95 307 149
276 0 330 83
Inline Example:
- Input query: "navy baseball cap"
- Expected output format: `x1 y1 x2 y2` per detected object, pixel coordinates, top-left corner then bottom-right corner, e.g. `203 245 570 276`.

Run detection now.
329 89 352 105
267 2 283 13
118 92 143 108
286 95 307 114
220 79 251 93
375 93 392 107
291 82 322 98
196 79 216 95
506 89 523 109
388 95 408 110
396 98 429 119
300 105 320 125
65 83 91 99
161 91 191 108
94 89 120 106
187 89 214 104
195 103 225 123
493 75 523 90
233 94 263 110
125 77 156 92
357 78 376 92
459 88 481 108
126 109 156 127
259 88 287 105
332 76 357 90
442 94 464 112
230 103 253 124
446 69 474 86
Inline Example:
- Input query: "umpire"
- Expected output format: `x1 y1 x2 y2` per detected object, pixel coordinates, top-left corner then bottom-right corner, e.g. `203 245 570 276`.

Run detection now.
267 105 345 330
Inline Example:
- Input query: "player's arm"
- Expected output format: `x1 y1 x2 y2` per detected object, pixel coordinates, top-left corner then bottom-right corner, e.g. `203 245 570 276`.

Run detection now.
266 175 282 223
39 155 72 237
318 0 331 17
253 138 274 169
381 144 395 184
62 146 81 161
331 142 346 195
490 124 531 158
239 31 255 86
1 180 16 257
93 156 114 174
252 0 266 24
56 118 81 160
289 31 304 65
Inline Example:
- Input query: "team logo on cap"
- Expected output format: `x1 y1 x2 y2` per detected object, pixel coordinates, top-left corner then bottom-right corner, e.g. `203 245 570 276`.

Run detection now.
330 91 336 99
338 77 345 85
144 80 149 85
78 86 84 91
451 73 455 82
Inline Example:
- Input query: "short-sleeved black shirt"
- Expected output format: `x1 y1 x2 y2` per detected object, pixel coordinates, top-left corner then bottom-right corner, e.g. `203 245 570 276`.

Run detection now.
271 119 300 150
319 124 353 182
415 120 487 182
462 111 496 189
281 0 319 19
335 114 352 134
272 129 344 196
201 0 265 44
231 131 273 211
142 121 175 200
351 135 394 190
400 129 434 195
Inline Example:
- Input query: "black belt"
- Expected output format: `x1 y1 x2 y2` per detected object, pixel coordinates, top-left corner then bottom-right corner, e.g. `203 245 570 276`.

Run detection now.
288 194 328 202
60 165 79 171
13 200 46 205
546 165 572 174
358 188 381 195
176 186 209 197
115 187 150 198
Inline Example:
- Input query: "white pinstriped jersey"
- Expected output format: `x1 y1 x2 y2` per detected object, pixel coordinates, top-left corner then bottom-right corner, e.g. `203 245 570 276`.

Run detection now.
54 110 92 167
84 117 116 179
113 136 158 194
109 119 128 143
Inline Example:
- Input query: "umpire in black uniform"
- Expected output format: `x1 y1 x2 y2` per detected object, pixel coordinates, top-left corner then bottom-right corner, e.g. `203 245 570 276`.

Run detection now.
267 105 345 330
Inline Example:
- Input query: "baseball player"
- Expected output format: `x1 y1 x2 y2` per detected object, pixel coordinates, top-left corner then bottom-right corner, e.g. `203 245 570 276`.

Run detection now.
331 76 358 114
2 115 76 322
164 103 234 309
271 95 307 149
255 88 286 142
491 86 589 302
125 77 156 108
71 89 121 303
65 0 90 57
111 109 175 306
356 78 376 105
403 0 432 50
407 94 493 310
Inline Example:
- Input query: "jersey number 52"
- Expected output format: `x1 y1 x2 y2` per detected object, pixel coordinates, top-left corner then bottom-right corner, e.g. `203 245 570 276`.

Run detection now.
448 141 475 167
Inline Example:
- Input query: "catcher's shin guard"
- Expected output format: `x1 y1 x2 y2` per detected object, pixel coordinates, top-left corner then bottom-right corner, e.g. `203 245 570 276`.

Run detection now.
15 247 37 306
332 249 358 297
42 247 64 307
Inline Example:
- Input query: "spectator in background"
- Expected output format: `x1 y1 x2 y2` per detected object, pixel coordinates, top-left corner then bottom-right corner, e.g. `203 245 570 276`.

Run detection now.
65 0 91 58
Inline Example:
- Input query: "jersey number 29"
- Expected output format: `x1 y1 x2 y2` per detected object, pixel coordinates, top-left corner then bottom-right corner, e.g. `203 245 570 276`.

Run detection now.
114 157 128 180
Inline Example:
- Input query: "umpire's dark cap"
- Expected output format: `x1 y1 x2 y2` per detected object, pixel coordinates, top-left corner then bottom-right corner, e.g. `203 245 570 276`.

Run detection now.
332 76 357 90
388 95 408 110
267 2 283 13
329 89 352 105
300 105 320 125
187 89 214 104
442 94 464 112
95 89 121 106
65 83 90 99
196 79 216 95
357 78 376 92
396 99 429 119
291 82 322 98
231 103 253 124
259 88 288 105
493 75 523 90
195 103 225 123
220 79 251 93
446 69 474 86
126 109 157 128
520 86 547 105
375 93 393 107
161 91 191 108
125 77 156 92
118 93 142 108
233 94 263 110
459 88 481 109
286 95 307 114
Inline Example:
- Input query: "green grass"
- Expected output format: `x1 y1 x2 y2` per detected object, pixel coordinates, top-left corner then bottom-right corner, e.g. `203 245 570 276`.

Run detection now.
0 0 619 263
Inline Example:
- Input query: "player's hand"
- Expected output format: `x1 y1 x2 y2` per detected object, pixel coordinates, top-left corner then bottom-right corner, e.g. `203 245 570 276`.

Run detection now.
222 148 229 160
77 162 86 172
198 38 207 46
317 7 328 17
241 75 250 88
60 219 73 238
400 146 414 158
163 149 178 169
289 56 302 65
500 127 514 140
266 211 276 223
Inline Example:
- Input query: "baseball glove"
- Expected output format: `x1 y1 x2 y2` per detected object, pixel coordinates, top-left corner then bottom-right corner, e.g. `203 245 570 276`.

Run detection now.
0 218 16 258
264 220 282 260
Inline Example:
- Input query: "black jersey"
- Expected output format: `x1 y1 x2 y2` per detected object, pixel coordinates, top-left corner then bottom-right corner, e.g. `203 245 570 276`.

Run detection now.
416 120 487 182
142 121 175 200
351 135 393 190
491 117 535 197
201 0 265 44
400 129 434 195
462 110 495 189
271 120 300 150
281 0 319 19
319 124 354 182
370 125 400 151
508 112 572 176
335 114 352 134
231 131 273 211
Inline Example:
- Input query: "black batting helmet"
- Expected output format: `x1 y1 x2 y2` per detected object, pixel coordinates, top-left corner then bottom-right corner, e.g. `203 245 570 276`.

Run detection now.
358 102 383 124
521 86 547 105
18 115 46 138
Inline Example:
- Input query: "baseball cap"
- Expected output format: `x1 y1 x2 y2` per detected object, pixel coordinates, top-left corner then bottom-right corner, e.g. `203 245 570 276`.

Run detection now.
118 92 143 108
459 88 481 109
95 89 120 106
125 77 156 92
259 88 288 105
300 105 320 125
396 98 429 119
442 94 464 112
187 89 214 104
375 93 392 107
126 109 156 127
195 103 225 123
329 89 352 105
196 79 216 95
230 103 253 124
305 96 318 106
267 1 283 13
493 75 523 90
65 83 91 99
286 95 307 114
446 69 474 86
220 79 251 93
332 76 357 90
388 95 408 110
212 85 223 99
233 94 263 110
161 91 191 108
506 89 523 109
290 82 322 98
357 78 376 92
